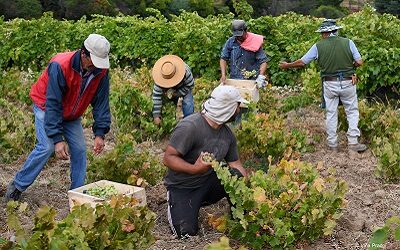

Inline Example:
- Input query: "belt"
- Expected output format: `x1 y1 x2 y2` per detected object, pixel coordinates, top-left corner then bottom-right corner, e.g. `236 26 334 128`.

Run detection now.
324 76 352 81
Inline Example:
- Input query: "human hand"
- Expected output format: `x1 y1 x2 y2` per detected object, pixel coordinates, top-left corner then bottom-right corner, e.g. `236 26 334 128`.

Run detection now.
154 117 162 126
351 74 358 85
220 75 226 84
279 61 289 69
93 136 105 155
55 141 69 160
193 153 212 174
256 74 266 88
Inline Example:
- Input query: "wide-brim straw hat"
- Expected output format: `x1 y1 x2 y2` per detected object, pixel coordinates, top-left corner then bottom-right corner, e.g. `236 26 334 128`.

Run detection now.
152 55 185 88
316 19 343 33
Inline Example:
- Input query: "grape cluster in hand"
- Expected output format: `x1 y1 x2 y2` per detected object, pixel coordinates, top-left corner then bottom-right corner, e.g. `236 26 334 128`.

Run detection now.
201 152 215 163
241 69 257 79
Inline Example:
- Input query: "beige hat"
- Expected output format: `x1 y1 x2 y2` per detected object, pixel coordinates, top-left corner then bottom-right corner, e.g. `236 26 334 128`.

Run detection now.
84 34 110 69
152 55 185 88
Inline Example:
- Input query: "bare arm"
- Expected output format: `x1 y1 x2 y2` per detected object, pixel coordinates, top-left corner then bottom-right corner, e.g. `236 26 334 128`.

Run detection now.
220 59 228 84
259 62 267 76
163 145 211 175
228 160 247 178
279 59 306 69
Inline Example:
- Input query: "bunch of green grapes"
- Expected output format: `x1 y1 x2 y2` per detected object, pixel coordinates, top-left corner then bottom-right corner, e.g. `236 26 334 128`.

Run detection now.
201 152 215 163
241 69 257 79
86 185 118 199
166 89 175 99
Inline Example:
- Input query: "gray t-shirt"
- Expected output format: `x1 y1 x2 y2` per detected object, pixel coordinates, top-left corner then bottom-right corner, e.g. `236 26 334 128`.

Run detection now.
164 113 239 189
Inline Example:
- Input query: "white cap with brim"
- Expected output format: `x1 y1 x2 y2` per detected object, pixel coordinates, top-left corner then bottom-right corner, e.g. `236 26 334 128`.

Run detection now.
202 85 249 125
84 34 110 69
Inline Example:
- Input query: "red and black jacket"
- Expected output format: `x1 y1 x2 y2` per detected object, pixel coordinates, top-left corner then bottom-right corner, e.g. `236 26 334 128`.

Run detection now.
30 51 111 144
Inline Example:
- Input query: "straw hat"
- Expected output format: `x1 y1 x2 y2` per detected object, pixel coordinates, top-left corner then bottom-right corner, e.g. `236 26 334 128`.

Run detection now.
152 55 185 88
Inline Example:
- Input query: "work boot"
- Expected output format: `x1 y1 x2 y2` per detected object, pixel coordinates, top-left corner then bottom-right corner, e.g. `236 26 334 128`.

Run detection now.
4 181 22 202
348 143 367 153
328 146 338 152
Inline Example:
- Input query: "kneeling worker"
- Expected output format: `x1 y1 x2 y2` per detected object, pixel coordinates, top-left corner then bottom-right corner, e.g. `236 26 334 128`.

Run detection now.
163 85 248 238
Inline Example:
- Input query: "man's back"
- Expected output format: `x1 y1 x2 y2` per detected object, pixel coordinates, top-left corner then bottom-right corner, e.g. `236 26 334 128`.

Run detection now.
316 36 355 77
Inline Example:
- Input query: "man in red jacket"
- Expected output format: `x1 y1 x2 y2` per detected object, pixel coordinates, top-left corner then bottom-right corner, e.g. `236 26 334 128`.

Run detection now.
5 34 111 201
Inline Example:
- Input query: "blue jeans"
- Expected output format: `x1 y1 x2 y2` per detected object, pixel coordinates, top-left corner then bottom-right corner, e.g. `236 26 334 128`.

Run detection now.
13 105 87 191
182 91 194 118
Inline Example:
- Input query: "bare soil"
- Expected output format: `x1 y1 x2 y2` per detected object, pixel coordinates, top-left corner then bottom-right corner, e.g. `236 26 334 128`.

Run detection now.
1 105 400 249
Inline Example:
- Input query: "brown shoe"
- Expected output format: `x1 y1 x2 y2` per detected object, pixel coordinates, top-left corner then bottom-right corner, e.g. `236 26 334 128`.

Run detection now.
348 143 367 153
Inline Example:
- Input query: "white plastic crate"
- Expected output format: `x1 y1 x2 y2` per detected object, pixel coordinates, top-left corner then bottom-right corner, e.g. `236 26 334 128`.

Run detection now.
67 180 146 211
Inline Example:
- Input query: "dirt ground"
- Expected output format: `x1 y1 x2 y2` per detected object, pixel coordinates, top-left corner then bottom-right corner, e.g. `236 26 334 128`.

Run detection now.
1 105 400 250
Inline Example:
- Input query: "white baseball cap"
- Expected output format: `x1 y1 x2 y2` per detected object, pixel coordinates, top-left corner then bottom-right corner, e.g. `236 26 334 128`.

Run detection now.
84 34 110 69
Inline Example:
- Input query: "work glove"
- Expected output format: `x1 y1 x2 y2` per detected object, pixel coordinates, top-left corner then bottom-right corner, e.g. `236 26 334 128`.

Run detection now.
256 74 266 88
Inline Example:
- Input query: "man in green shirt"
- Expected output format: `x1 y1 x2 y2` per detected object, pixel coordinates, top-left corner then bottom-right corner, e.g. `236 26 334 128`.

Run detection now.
279 19 367 153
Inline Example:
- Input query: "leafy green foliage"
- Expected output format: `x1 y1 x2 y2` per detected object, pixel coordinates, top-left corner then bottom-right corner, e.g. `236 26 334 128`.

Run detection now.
0 98 35 163
110 67 176 141
188 0 215 17
0 236 12 249
236 111 309 164
0 6 398 95
340 99 400 181
6 197 155 250
279 92 315 113
168 11 232 78
369 216 400 250
0 67 35 104
0 0 43 19
357 100 400 181
192 77 219 110
311 5 346 19
373 134 400 182
300 65 321 99
357 100 400 144
341 6 400 94
233 0 254 20
205 236 248 250
87 135 166 186
213 159 348 249
375 0 400 16
256 87 280 114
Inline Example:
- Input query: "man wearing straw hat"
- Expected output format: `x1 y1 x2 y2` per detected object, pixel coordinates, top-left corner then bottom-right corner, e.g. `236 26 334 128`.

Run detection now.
279 19 367 153
163 85 248 238
152 55 195 125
